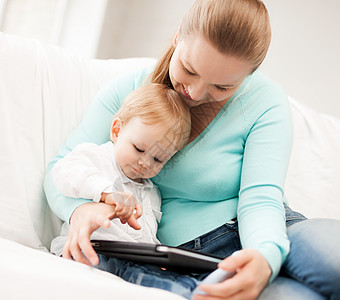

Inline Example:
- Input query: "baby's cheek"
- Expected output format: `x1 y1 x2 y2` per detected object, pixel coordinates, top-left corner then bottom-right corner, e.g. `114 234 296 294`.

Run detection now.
150 165 163 177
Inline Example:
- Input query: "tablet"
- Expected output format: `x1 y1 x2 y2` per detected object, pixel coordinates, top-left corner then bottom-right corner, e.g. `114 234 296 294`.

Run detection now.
91 240 222 273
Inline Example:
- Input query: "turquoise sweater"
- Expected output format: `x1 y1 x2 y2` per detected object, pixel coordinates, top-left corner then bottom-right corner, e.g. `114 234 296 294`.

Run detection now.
44 62 292 280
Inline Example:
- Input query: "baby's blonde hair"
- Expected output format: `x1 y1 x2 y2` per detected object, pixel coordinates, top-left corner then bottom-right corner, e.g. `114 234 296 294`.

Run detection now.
152 0 271 85
115 83 191 150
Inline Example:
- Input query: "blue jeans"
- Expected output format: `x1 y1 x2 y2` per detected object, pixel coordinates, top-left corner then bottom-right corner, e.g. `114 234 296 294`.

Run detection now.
96 205 340 299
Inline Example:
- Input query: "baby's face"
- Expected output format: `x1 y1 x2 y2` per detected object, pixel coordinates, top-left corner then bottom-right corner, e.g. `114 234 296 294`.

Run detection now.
112 117 177 181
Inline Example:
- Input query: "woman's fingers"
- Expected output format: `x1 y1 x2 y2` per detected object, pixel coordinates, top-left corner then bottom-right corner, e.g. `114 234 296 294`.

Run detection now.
195 249 271 300
62 230 92 266
95 213 111 229
77 231 99 265
196 272 243 299
78 213 111 265
218 249 248 270
63 200 143 266
62 239 72 260
70 234 93 266
64 202 116 265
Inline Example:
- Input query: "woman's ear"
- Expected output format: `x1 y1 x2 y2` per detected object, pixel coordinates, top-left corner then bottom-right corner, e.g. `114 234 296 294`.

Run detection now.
110 118 122 142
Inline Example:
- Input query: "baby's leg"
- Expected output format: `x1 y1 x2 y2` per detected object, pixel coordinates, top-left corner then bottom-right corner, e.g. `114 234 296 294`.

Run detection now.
96 255 200 299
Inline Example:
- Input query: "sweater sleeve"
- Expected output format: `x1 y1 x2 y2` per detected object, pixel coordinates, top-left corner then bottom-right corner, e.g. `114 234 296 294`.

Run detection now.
237 82 293 281
44 65 154 222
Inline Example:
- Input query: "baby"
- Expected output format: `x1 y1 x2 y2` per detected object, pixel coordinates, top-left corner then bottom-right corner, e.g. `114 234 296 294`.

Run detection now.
51 83 191 256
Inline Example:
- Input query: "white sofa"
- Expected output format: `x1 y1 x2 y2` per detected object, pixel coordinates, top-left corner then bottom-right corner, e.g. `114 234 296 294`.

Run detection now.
0 32 339 300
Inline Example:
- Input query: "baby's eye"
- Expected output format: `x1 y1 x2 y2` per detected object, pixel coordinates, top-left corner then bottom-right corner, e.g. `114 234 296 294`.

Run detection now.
134 145 144 153
154 157 162 163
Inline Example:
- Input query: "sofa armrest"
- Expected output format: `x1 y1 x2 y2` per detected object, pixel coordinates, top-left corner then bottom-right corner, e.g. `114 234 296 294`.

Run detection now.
0 237 184 300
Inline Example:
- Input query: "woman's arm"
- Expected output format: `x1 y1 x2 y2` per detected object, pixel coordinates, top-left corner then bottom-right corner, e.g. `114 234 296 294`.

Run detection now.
238 88 293 281
195 78 293 300
44 65 154 263
44 66 152 222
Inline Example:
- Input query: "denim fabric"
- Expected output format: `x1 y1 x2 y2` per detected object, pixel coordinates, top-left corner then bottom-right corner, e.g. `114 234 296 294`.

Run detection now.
96 256 200 299
96 205 340 300
276 218 340 300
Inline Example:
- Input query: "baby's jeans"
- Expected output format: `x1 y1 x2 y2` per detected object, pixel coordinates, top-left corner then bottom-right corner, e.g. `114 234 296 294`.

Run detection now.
96 255 200 299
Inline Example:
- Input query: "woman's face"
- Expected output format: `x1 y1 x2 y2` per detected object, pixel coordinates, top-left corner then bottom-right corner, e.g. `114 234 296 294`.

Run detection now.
169 34 253 107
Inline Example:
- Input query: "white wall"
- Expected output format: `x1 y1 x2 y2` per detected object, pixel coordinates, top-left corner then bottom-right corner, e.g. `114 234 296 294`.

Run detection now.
0 0 108 58
98 0 340 118
58 0 107 58
261 0 340 118
2 0 339 117
97 0 194 59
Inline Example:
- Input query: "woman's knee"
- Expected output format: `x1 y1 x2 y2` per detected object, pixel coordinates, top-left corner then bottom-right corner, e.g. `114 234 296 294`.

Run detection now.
259 277 326 300
284 218 340 299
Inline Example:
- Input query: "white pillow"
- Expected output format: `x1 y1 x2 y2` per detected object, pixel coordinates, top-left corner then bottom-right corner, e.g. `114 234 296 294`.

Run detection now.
285 97 340 220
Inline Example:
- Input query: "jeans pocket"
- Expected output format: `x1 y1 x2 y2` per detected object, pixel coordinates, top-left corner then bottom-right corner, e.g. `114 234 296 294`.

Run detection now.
199 223 241 258
284 204 307 227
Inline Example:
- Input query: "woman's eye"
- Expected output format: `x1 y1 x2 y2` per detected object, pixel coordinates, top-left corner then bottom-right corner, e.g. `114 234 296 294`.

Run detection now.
134 146 144 153
215 86 228 92
183 67 196 76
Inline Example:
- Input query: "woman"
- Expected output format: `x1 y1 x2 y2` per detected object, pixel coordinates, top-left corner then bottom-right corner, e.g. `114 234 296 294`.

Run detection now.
44 0 340 299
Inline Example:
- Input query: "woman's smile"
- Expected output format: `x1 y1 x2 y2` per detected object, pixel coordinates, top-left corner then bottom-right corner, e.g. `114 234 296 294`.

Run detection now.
182 85 192 99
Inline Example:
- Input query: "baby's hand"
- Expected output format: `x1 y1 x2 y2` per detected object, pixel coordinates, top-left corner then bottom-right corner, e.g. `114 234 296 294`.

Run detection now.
100 192 142 230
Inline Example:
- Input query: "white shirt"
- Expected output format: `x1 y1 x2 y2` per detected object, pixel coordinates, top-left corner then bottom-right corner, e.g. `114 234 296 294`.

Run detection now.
51 142 162 256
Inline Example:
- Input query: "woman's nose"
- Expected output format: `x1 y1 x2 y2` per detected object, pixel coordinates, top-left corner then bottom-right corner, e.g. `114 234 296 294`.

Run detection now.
188 82 207 101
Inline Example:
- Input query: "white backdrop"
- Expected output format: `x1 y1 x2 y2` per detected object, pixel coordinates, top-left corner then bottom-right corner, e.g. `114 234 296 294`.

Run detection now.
98 0 340 118
261 0 340 118
1 0 339 117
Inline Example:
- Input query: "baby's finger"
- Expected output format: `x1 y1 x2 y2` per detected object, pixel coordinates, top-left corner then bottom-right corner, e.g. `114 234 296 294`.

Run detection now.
123 194 137 206
134 203 143 219
117 205 134 218
102 193 115 205
127 215 141 230
114 202 123 213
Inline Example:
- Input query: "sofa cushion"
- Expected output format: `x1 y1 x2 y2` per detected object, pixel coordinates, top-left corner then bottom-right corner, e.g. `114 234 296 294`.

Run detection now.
0 32 155 250
285 97 340 220
0 32 339 253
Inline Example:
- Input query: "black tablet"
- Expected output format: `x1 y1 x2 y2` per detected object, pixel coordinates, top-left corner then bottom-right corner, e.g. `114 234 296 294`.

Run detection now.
91 240 222 273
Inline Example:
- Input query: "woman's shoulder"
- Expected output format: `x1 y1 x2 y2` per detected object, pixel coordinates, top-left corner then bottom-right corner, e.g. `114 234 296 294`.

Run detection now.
95 60 157 108
119 58 157 87
243 71 287 103
237 71 288 112
102 60 156 91
234 71 291 128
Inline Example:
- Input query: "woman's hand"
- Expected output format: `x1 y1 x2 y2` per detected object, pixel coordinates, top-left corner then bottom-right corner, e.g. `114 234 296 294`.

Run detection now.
62 201 140 266
194 249 271 300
